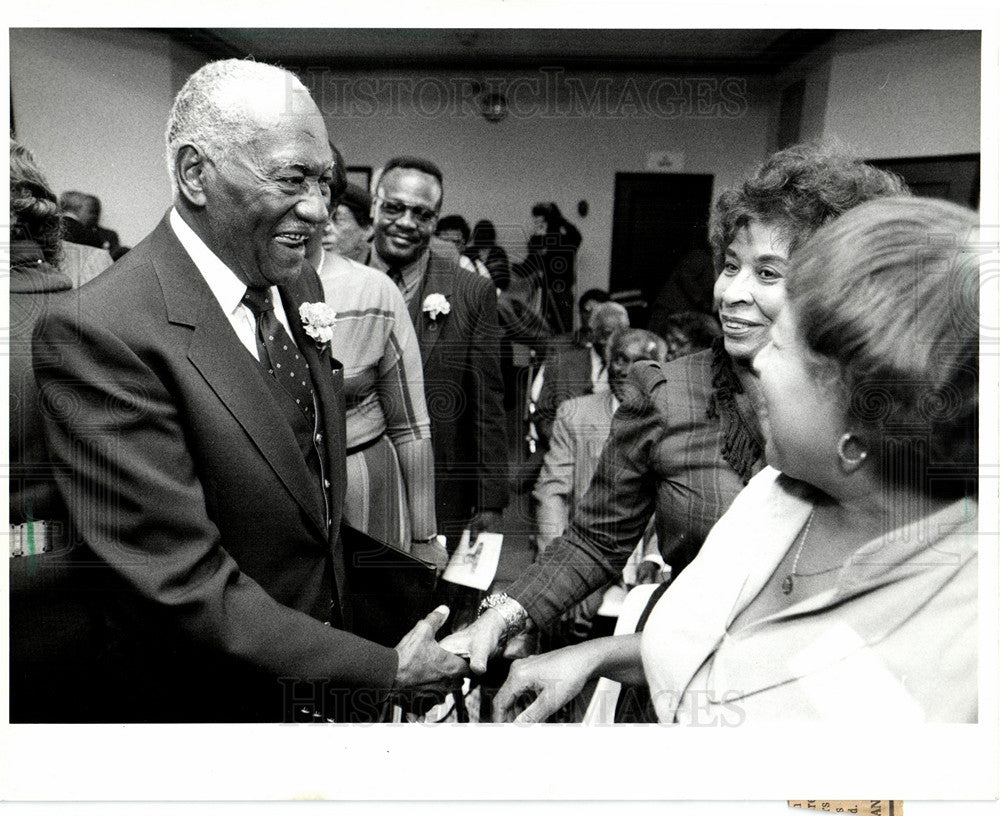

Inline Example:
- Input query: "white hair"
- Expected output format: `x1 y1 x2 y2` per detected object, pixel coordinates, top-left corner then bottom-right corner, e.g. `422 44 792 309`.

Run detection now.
164 59 309 195
588 300 629 330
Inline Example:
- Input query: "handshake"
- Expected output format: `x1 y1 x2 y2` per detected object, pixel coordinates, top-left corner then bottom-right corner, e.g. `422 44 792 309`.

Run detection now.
394 599 606 724
391 601 520 697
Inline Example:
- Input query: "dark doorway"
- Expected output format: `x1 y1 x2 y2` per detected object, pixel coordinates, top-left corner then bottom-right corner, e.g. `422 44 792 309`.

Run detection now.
610 173 715 331
869 154 980 209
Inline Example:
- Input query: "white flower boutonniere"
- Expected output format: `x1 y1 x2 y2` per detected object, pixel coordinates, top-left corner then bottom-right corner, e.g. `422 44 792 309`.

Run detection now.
422 293 451 321
299 302 338 345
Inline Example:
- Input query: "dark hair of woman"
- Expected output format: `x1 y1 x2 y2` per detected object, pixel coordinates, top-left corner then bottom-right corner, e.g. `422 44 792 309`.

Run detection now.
10 139 63 267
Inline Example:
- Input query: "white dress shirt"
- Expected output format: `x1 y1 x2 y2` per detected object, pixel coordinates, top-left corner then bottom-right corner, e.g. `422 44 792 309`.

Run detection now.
169 208 296 361
589 346 609 393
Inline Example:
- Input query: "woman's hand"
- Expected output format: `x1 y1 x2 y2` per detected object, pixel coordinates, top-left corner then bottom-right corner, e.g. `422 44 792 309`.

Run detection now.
492 642 599 723
439 608 507 674
493 634 646 723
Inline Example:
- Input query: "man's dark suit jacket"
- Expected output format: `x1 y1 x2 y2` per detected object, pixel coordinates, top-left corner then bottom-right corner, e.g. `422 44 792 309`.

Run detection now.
61 216 122 255
406 244 508 538
33 214 397 722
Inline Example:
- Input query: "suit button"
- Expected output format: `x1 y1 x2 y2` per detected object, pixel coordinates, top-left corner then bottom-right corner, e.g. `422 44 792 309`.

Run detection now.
324 479 331 488
315 433 323 444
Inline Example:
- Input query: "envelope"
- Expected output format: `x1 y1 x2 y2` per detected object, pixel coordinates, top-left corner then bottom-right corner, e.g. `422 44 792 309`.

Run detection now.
441 530 504 590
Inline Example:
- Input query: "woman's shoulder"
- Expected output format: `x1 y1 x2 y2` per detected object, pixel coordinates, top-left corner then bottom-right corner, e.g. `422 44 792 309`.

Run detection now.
739 466 804 503
318 254 404 310
663 346 716 384
620 348 715 418
318 253 386 286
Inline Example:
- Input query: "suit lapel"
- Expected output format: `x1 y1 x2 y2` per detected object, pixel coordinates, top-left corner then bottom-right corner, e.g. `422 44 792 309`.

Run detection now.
411 248 454 364
151 218 329 540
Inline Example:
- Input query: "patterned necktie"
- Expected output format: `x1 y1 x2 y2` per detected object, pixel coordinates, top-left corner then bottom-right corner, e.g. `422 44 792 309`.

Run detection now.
242 286 316 422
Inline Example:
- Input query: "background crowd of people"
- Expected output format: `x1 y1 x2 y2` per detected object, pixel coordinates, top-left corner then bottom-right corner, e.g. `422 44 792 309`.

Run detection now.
9 57 981 728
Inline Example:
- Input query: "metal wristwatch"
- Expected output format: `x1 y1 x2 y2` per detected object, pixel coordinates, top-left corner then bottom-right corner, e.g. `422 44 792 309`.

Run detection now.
477 592 529 645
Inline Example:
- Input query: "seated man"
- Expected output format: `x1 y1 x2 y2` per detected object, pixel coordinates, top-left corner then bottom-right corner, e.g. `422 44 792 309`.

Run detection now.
531 300 629 449
59 190 101 247
534 328 668 553
531 329 669 650
59 191 126 258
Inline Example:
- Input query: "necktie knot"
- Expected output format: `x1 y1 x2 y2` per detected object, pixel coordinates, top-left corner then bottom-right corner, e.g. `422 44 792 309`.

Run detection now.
242 286 274 316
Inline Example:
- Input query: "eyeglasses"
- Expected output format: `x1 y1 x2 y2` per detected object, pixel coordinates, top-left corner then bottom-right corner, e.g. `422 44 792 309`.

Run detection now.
375 196 439 226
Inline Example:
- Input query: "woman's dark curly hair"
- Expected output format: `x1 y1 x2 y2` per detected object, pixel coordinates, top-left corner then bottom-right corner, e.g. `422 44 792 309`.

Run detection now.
10 138 63 267
708 142 908 274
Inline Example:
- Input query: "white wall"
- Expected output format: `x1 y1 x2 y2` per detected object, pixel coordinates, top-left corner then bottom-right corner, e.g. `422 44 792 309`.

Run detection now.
307 68 776 296
787 30 981 159
10 28 208 248
13 29 980 294
10 30 777 294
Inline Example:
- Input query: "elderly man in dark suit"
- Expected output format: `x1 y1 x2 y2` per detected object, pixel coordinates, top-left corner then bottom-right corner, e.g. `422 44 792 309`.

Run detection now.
32 59 466 723
367 157 508 556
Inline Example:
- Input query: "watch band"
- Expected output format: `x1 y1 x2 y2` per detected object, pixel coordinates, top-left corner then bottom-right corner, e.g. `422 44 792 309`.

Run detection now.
477 592 529 645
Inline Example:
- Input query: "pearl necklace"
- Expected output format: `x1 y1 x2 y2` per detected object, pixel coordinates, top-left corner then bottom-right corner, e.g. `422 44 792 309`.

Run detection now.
780 508 842 595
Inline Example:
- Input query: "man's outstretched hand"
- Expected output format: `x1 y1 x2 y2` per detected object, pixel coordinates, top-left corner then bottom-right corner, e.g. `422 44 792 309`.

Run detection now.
393 605 470 690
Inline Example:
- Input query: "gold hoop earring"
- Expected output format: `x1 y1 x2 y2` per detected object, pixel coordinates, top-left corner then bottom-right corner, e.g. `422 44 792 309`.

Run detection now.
837 432 868 472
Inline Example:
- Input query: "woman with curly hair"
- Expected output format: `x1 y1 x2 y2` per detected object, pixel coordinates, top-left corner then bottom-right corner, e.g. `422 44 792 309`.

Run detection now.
444 143 908 678
494 195 978 723
11 140 64 266
9 139 104 721
10 139 71 535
